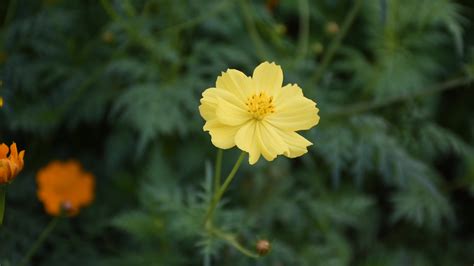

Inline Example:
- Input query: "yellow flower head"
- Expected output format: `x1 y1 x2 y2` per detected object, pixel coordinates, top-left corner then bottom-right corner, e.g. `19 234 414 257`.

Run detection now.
36 160 95 216
0 143 25 184
199 62 320 164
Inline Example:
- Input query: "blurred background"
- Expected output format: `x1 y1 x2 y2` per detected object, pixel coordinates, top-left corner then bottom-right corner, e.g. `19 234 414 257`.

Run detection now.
1 0 474 265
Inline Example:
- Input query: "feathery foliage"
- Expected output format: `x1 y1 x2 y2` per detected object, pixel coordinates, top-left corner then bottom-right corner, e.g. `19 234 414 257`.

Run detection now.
1 0 474 265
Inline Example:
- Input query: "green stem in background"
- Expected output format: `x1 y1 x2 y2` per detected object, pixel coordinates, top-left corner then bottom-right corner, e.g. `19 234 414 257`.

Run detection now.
123 0 137 17
311 0 364 86
204 152 246 227
0 185 5 226
239 0 268 61
161 0 234 34
3 0 18 25
209 227 259 258
323 76 473 120
19 216 61 266
203 252 211 266
101 0 234 63
295 0 310 63
203 152 258 259
214 149 223 193
100 0 162 63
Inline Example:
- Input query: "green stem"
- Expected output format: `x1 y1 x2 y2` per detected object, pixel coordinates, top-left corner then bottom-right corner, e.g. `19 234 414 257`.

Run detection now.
3 0 18 25
100 0 161 63
214 149 223 193
204 152 246 227
19 216 61 266
239 0 268 60
209 227 259 258
295 0 310 63
161 0 234 34
123 0 137 17
312 0 363 86
204 252 211 266
0 185 5 226
323 76 473 119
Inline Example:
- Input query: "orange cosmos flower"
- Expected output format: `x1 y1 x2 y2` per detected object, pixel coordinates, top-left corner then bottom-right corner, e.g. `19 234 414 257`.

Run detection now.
36 160 95 216
0 143 25 184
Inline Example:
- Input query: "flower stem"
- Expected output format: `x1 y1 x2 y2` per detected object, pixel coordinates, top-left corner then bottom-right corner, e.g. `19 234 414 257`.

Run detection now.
214 149 223 193
209 226 259 258
0 185 5 226
204 152 246 227
19 216 61 266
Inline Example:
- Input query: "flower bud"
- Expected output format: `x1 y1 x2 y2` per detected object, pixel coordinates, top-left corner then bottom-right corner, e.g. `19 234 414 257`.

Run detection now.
102 31 115 44
325 22 340 35
312 42 324 55
274 24 287 35
256 239 271 256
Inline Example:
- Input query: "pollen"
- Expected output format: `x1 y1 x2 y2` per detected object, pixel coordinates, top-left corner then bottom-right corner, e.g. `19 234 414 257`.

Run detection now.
245 92 275 120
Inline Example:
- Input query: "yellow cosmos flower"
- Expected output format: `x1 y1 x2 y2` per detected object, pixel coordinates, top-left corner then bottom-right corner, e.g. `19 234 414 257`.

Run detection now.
0 97 3 107
199 62 320 164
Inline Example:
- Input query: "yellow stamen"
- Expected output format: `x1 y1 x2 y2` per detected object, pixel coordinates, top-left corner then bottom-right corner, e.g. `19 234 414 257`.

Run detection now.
245 92 275 120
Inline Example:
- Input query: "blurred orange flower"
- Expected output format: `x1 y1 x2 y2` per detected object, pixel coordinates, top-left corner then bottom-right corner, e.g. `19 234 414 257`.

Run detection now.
0 143 25 184
36 160 94 216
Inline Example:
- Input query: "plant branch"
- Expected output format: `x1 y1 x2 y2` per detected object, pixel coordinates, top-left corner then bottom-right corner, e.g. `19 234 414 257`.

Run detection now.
204 152 246 227
239 0 268 60
100 0 162 62
312 0 363 86
324 77 473 119
3 0 18 26
162 0 235 34
296 0 310 63
19 216 61 266
214 149 223 193
209 226 259 258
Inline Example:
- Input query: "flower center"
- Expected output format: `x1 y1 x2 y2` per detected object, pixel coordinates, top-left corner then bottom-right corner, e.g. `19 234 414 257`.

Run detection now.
245 92 275 120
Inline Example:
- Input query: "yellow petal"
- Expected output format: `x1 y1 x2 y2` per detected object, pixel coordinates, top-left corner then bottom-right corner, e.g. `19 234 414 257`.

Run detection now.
235 120 261 164
273 129 313 158
273 84 303 106
216 69 253 102
267 87 320 131
199 87 248 122
256 122 289 161
252 62 283 95
203 120 239 149
216 97 251 126
199 88 219 121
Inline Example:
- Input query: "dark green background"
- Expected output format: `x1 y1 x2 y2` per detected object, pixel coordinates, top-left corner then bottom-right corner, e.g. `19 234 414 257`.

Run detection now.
1 0 474 265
